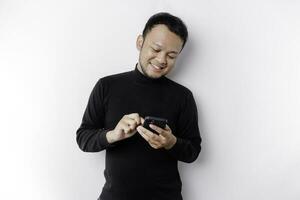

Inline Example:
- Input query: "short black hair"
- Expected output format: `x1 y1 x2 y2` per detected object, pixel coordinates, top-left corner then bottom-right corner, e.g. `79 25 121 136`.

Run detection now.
142 12 188 50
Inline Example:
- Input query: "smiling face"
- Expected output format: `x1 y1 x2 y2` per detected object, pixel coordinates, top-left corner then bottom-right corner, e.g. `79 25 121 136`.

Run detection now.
136 24 184 79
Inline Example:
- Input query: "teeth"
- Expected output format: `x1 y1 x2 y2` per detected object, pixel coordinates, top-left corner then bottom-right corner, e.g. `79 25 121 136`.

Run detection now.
151 64 161 70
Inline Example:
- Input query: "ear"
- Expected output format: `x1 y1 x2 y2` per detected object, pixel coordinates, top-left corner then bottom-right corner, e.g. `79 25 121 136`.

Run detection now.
136 35 144 51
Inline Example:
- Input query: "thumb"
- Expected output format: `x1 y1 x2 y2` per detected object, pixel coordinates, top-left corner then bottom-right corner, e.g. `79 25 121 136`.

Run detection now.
165 124 171 131
140 117 145 125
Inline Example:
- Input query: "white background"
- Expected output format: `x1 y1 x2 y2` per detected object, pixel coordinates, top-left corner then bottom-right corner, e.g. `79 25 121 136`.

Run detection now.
1 0 299 199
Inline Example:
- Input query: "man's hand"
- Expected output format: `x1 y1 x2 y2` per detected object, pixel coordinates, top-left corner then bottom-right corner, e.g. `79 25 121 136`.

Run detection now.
137 118 177 150
106 113 141 143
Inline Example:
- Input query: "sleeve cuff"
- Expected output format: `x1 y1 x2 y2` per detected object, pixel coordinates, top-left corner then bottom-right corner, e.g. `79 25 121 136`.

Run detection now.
166 137 183 159
97 128 117 149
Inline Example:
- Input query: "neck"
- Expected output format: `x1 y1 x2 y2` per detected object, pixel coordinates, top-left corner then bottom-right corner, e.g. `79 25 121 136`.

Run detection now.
132 63 166 85
137 62 145 75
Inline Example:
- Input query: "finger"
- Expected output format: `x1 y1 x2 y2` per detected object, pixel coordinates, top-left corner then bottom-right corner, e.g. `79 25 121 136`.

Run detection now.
137 126 152 136
158 134 167 144
149 138 163 147
149 124 170 138
147 132 163 144
165 124 171 131
127 113 141 124
120 121 132 133
122 118 138 129
127 113 139 118
137 126 158 141
122 127 130 134
137 128 161 148
156 124 172 137
149 142 160 149
137 125 153 135
123 115 137 124
140 117 145 125
149 124 164 134
137 127 150 142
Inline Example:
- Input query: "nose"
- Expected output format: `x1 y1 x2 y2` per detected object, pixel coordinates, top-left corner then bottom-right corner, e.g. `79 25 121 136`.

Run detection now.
156 53 167 66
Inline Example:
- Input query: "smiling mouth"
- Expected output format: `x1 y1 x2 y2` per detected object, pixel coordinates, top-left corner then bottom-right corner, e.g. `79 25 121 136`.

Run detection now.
151 63 164 71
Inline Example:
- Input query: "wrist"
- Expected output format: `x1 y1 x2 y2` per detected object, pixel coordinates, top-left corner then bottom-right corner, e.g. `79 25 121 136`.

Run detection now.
165 136 177 150
106 130 116 144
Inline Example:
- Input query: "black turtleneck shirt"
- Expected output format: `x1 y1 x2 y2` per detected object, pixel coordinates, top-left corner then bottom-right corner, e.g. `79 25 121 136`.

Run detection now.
76 65 202 200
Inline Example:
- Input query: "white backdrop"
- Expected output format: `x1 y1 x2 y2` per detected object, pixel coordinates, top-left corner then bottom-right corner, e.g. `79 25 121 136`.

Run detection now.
1 0 299 199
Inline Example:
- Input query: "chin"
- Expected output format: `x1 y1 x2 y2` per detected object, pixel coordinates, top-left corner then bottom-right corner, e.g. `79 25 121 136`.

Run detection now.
146 72 162 79
148 70 166 79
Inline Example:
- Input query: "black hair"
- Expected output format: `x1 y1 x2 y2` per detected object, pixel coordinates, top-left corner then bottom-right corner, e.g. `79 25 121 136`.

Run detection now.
142 12 188 50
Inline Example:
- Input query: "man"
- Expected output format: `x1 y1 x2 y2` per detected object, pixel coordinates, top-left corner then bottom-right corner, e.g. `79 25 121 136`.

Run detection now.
76 12 202 200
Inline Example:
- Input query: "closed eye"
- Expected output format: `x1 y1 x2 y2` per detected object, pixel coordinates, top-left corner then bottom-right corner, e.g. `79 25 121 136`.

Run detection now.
151 48 160 52
168 55 176 59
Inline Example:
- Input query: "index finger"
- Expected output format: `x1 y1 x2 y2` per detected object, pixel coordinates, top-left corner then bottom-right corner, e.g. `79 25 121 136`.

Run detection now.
127 113 141 124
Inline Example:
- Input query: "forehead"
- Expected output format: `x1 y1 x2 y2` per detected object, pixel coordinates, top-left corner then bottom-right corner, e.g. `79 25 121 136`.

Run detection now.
144 24 183 52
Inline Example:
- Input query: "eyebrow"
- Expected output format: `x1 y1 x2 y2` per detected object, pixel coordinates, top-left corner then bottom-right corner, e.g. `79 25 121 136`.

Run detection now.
152 43 179 54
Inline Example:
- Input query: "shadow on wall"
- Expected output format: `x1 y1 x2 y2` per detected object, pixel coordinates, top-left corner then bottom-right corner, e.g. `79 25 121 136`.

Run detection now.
167 35 200 79
168 35 208 165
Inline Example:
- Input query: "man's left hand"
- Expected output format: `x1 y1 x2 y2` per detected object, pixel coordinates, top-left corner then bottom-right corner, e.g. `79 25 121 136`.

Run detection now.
137 118 177 150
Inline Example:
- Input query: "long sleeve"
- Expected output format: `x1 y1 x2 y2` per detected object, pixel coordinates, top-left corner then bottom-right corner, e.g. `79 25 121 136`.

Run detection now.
167 91 202 163
76 79 114 152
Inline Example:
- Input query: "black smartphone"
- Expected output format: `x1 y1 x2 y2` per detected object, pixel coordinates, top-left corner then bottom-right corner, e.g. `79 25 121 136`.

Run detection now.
143 116 168 134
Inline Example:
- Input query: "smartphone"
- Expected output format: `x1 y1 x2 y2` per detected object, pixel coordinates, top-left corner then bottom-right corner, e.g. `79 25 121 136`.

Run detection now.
143 116 168 134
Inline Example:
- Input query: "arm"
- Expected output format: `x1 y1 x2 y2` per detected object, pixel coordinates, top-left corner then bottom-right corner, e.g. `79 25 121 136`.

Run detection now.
167 91 202 163
76 79 115 152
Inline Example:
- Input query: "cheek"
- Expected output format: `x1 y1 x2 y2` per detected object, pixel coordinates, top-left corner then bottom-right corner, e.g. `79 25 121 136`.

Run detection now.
140 50 151 61
167 58 176 65
145 51 156 60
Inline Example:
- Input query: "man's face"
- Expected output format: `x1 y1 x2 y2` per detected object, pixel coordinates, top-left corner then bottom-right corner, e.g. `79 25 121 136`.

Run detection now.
136 24 184 79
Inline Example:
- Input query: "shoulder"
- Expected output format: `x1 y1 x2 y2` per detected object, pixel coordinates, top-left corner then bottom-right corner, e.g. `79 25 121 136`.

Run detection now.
89 70 133 96
94 69 133 88
164 77 193 97
101 70 132 83
164 77 196 111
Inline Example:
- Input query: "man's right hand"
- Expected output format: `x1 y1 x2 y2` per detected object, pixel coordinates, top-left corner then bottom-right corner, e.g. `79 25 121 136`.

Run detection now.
106 113 143 144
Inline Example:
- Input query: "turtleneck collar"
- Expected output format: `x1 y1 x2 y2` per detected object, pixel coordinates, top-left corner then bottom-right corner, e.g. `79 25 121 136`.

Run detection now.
132 63 166 85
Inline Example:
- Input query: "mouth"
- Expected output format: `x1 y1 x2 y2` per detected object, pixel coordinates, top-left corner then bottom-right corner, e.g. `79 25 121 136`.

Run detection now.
150 63 165 72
